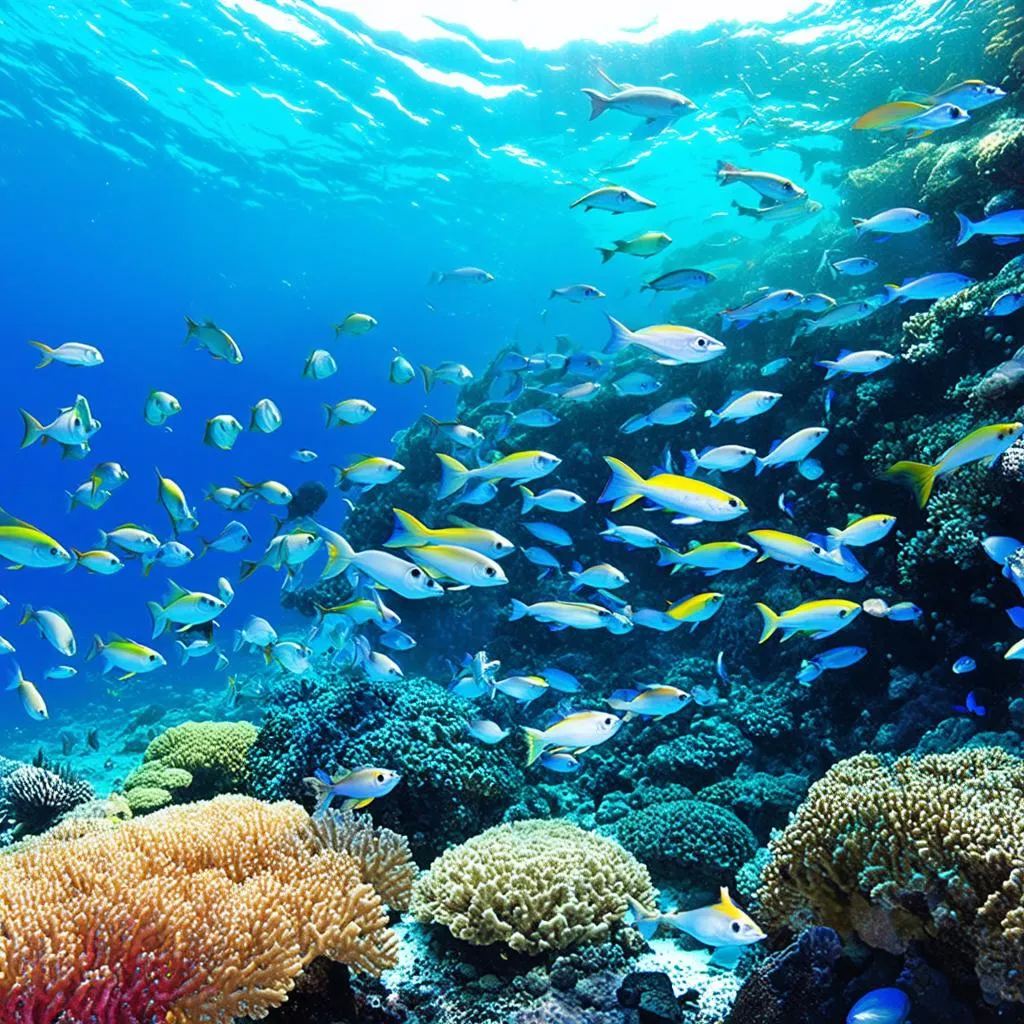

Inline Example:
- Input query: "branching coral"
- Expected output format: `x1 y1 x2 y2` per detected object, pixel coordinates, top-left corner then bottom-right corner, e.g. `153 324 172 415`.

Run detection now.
0 794 402 1023
0 763 93 841
411 819 656 955
756 747 1024 1003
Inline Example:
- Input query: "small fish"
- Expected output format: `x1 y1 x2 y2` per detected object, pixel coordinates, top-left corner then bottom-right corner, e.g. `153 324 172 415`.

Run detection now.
270 640 314 675
379 629 416 651
549 284 605 302
420 362 474 393
86 634 166 680
304 766 402 815
846 987 911 1024
519 487 585 514
720 289 802 330
801 460 824 481
665 592 724 629
600 457 747 521
539 750 581 773
437 450 561 499
155 468 199 534
292 449 318 462
522 521 573 548
66 481 113 512
612 371 662 397
538 666 580 693
492 674 549 703
248 398 283 434
569 185 656 214
466 719 510 744
597 231 672 263
756 598 861 643
72 548 124 575
5 663 47 720
184 317 242 363
755 427 828 475
706 390 781 427
27 340 103 368
239 531 322 580
510 599 630 633
327 540 445 599
569 562 628 591
853 208 931 239
823 254 878 278
887 601 922 621
452 481 500 507
176 638 218 664
334 313 377 336
608 684 690 718
385 509 514 559
406 544 508 588
521 546 562 576
20 395 101 451
429 267 494 286
641 268 715 292
797 301 876 335
953 656 977 675
19 606 76 656
235 477 293 506
986 291 1024 317
324 399 376 427
827 514 896 548
952 690 986 717
657 541 757 577
522 709 623 765
389 349 416 384
760 358 790 376
200 520 252 557
582 83 696 129
882 273 974 304
144 390 181 427
555 380 602 402
334 457 405 491
716 161 805 202
885 422 1024 506
44 665 77 680
683 445 756 474
147 581 227 638
620 397 697 434
203 415 244 451
302 349 337 380
143 540 195 576
748 529 860 581
234 615 279 651
899 101 969 138
600 519 666 549
511 409 561 429
604 316 725 364
955 208 1024 247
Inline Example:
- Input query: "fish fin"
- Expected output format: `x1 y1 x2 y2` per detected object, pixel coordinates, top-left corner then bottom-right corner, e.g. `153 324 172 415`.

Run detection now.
709 945 744 969
603 315 636 355
18 410 44 448
522 726 546 766
580 88 609 121
600 456 645 509
27 340 54 368
436 453 470 499
509 598 529 622
420 364 435 393
596 247 616 264
147 601 167 639
385 508 429 548
184 315 200 339
884 460 939 508
755 602 779 643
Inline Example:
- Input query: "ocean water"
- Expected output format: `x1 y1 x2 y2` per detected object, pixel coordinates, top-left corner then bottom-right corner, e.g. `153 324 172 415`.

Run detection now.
1 0 1023 1020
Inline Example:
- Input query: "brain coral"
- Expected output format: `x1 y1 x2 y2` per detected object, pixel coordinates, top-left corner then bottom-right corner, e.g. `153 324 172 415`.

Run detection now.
0 794 404 1023
756 747 1024 1003
123 720 257 811
411 818 656 955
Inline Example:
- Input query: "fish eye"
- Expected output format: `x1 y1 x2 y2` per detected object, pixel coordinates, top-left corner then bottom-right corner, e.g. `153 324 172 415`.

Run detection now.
410 568 422 577
376 772 385 783
783 182 794 191
485 566 496 576
618 190 628 200
731 922 741 933
604 716 613 725
49 547 58 555
697 337 707 347
148 654 156 662
812 545 822 554
839 609 849 617
73 417 80 427
728 499 738 508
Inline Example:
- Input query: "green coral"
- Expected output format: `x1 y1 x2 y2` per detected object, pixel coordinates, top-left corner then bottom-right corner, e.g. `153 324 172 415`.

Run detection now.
648 719 752 785
124 785 174 813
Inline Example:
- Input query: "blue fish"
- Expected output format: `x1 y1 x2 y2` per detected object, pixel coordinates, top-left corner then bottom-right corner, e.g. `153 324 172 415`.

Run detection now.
846 988 910 1024
522 521 573 547
514 408 561 428
760 358 790 376
952 655 976 674
715 650 730 684
1007 606 1024 629
953 690 986 717
379 630 417 651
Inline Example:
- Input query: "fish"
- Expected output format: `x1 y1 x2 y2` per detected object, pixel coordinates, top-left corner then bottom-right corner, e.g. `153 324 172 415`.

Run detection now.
72 548 124 575
90 462 129 496
203 415 244 451
720 289 802 330
955 208 1024 247
44 665 77 680
716 161 805 202
304 766 402 815
754 427 828 474
510 409 561 429
568 562 628 591
239 531 322 581
798 645 868 683
553 381 602 402
581 85 696 129
604 316 725 364
424 416 484 450
823 254 878 278
86 634 166 680
389 349 416 384
20 395 101 451
452 481 500 507
492 674 549 703
539 750 581 773
953 656 977 675
5 663 47 720
641 268 716 292
827 514 896 547
142 540 195 576
292 449 318 462
233 616 279 652
19 606 75 656
631 608 685 631
800 458 824 481
625 889 765 965
437 450 561 499
607 685 690 718
683 445 757 474
887 602 922 621
334 313 377 336
385 509 514 558
549 284 605 302
656 541 757 577
796 301 876 335
852 100 929 130
176 638 218 664
324 399 376 427
302 349 337 379
925 80 1005 110
845 987 911 1024
885 422 1024 506
379 629 416 651
521 521 573 547
199 521 252 558
706 390 781 427
0 508 73 569
797 293 836 313
755 598 862 643
147 581 227 638
760 358 790 376
99 523 159 557
817 349 897 379
597 232 671 263
510 599 630 633
428 267 493 285
325 538 445 599
538 667 581 693
665 592 725 629
333 457 405 491
519 487 585 514
898 102 969 138
853 208 931 239
66 481 113 512
620 397 697 435
748 529 857 579
155 468 199 535
600 456 747 521
234 478 293 506
569 185 656 214
881 273 975 303
406 544 508 588
466 719 510 744
521 546 561 576
600 520 666 549
144 390 181 427
986 291 1024 317
270 640 314 675
184 317 242 363
28 340 103 368
612 371 661 397
420 362 474 393
522 709 623 765
732 197 822 224
249 398 283 433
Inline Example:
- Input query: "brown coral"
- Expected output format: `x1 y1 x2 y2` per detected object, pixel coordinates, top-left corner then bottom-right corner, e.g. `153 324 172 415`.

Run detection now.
756 747 1024 1002
0 795 402 1023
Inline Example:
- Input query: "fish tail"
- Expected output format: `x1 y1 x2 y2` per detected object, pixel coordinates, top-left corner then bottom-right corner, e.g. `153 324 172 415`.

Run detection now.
427 270 444 286
596 247 616 264
85 634 103 662
753 457 767 476
262 643 274 666
793 319 815 339
420 364 436 393
603 314 637 355
385 508 428 547
655 545 679 567
509 598 529 622
954 210 975 247
322 403 336 428
581 88 609 121
599 456 645 511
19 410 44 448
96 529 108 549
238 560 259 582
17 605 32 627
141 555 155 578
147 601 168 640
884 460 939 508
624 895 660 941
522 726 546 766
518 485 536 514
436 453 470 499
175 640 189 666
852 217 867 234
303 774 335 817
716 159 738 185
731 199 757 218
706 411 723 428
681 450 698 477
815 360 840 380
197 538 209 558
184 315 200 339
65 490 77 513
27 340 54 368
755 602 780 644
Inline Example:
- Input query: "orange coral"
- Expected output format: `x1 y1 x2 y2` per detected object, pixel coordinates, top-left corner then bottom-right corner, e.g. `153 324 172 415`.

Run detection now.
0 795 401 1024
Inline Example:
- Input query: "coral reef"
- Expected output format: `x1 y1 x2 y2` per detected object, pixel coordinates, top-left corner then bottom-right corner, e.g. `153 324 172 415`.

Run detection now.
412 819 656 955
0 763 93 842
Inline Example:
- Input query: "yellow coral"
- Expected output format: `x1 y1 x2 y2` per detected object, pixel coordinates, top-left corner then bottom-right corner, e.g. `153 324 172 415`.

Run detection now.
411 818 656 955
0 795 402 1021
757 747 1024 1002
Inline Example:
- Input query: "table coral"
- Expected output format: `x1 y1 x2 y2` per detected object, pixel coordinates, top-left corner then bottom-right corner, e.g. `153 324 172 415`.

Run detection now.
411 819 656 955
756 747 1024 1003
0 794 403 1023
